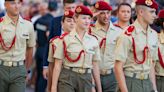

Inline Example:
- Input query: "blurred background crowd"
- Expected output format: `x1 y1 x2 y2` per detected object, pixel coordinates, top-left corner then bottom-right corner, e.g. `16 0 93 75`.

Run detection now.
0 0 163 92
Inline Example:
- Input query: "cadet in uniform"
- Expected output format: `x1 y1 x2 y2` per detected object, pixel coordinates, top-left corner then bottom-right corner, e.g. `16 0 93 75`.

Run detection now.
114 0 158 92
42 0 77 79
51 5 102 92
0 0 35 92
47 10 75 92
114 3 132 30
90 1 123 92
155 10 164 92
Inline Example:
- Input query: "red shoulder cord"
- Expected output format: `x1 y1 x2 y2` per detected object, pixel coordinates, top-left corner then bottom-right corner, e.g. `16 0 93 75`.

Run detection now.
50 33 69 54
125 26 148 64
114 24 122 29
88 27 98 40
61 32 85 62
0 34 16 51
88 27 106 48
49 36 60 54
99 38 106 48
0 18 16 51
51 44 55 54
158 48 164 68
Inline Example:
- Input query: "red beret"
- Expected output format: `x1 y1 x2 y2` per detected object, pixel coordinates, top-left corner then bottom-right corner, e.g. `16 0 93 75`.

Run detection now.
75 5 93 17
158 10 164 19
64 10 74 18
136 0 158 10
94 1 112 11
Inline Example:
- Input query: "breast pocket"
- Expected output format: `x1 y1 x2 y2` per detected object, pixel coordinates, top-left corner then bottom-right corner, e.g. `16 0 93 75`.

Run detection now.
149 43 158 58
19 33 29 48
67 42 83 59
85 46 96 64
106 39 117 56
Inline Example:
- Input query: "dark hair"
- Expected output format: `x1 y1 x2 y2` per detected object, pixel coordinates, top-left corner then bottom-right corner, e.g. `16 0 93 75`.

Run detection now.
154 18 164 29
62 16 74 22
117 3 132 12
62 16 65 22
48 1 58 11
63 0 75 6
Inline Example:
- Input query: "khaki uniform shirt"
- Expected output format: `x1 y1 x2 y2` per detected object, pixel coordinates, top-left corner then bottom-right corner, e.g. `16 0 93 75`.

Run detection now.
48 38 60 63
91 21 123 70
0 14 36 62
155 31 164 76
53 30 101 69
115 20 158 74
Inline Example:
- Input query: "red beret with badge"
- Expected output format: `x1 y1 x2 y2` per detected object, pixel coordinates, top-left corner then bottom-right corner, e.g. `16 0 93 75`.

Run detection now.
94 1 112 11
75 5 93 17
64 10 74 18
135 0 158 10
158 10 164 19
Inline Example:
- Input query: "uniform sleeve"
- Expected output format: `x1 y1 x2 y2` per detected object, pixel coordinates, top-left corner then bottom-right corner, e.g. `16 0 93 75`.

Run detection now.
27 22 36 47
48 42 55 63
93 40 101 62
115 34 131 62
53 39 64 60
152 32 159 61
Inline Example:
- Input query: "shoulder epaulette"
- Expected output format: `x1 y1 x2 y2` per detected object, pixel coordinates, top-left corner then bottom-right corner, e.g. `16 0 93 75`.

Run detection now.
88 27 98 40
60 32 69 39
49 32 69 43
0 18 3 23
114 24 121 28
124 26 135 36
49 36 60 43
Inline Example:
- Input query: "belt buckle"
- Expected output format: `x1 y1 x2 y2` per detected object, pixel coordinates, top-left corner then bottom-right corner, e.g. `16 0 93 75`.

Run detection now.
101 69 107 75
140 73 144 80
78 69 85 74
8 62 13 67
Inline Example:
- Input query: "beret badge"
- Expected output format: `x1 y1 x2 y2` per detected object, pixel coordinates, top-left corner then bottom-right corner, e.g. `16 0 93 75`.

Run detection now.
145 0 153 6
95 3 99 9
76 7 82 13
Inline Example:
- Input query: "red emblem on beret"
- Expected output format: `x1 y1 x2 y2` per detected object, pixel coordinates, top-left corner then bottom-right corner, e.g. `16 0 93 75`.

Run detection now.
64 10 74 18
145 0 153 6
64 11 69 16
75 5 93 17
136 0 158 10
95 3 99 9
158 10 164 19
94 1 112 11
76 7 82 13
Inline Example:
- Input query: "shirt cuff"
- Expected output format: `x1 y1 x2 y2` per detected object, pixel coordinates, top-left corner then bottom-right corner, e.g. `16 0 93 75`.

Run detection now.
43 66 48 69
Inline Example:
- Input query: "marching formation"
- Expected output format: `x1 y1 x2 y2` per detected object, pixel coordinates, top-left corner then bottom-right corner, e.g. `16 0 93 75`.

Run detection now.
0 0 164 92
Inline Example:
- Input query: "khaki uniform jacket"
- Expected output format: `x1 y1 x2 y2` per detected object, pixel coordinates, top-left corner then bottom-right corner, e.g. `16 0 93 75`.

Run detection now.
53 30 101 69
0 14 36 62
155 31 164 76
115 20 158 74
91 21 123 70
